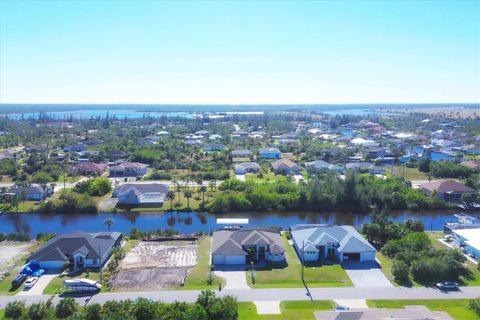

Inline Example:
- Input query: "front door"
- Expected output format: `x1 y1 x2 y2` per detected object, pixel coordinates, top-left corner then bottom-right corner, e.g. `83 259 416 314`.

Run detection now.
258 246 266 261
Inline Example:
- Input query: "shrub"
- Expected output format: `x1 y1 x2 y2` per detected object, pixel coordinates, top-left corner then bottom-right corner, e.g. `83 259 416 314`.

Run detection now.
5 301 26 319
55 298 78 318
392 259 411 285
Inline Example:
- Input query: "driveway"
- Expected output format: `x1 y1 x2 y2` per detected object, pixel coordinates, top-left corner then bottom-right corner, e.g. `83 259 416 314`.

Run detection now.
16 273 59 296
235 174 246 181
342 261 392 287
214 265 249 290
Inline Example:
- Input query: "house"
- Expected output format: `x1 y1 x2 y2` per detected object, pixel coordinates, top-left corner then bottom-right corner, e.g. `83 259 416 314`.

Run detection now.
259 148 281 159
290 224 376 263
270 159 301 175
109 162 148 177
211 229 285 265
29 231 123 269
69 162 107 176
107 151 128 161
305 160 344 175
314 306 452 320
7 184 53 201
234 162 261 174
345 162 382 174
232 130 248 139
421 180 476 203
204 143 225 152
113 183 169 206
208 134 222 140
451 227 480 259
63 143 86 152
230 149 253 159
461 160 480 171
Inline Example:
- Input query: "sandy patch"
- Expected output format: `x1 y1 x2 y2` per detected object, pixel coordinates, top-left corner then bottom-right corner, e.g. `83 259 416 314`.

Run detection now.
254 301 281 314
0 241 32 279
114 241 198 290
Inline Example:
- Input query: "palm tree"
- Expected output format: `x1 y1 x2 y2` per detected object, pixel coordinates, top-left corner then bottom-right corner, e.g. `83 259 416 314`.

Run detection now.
166 191 175 211
199 186 207 207
104 218 114 232
175 182 182 202
184 190 192 209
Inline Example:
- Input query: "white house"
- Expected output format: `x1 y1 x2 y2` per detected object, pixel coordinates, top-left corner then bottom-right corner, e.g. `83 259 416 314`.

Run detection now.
290 224 376 263
211 229 285 265
113 183 168 206
29 231 123 270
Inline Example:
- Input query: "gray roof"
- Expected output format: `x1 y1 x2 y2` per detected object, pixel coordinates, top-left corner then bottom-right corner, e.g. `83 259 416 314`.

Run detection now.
259 148 281 154
235 162 260 170
212 229 285 255
30 231 122 262
291 225 376 254
231 149 253 157
114 183 168 196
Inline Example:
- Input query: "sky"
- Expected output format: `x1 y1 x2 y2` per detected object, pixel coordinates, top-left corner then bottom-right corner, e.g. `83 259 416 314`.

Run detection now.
0 0 479 104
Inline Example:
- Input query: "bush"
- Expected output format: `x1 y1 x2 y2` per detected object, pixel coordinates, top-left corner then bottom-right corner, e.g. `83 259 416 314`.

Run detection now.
392 259 411 285
74 177 111 196
85 303 102 320
36 232 56 242
27 302 51 320
5 301 26 319
55 298 78 318
469 298 480 316
0 233 31 242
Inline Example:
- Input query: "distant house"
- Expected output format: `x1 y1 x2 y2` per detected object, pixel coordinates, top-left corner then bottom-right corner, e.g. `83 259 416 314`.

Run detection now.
63 143 86 153
208 134 222 140
421 180 476 203
453 144 480 155
194 130 209 137
461 160 480 171
305 160 344 175
69 162 107 176
0 149 17 161
290 224 376 263
278 138 298 145
234 162 261 175
259 148 281 159
204 143 225 152
113 183 168 206
137 135 159 146
270 159 301 175
345 162 382 174
230 149 253 159
232 130 248 139
109 162 149 177
211 229 285 265
7 184 53 201
107 151 128 161
29 231 123 269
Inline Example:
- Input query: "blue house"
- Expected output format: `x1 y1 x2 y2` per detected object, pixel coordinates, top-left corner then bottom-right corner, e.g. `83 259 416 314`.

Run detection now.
305 160 344 175
204 143 225 152
259 148 281 159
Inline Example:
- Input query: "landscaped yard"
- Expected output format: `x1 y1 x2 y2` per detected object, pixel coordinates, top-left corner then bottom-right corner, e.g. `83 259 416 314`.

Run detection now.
182 237 225 290
367 299 479 320
246 234 352 288
238 301 336 320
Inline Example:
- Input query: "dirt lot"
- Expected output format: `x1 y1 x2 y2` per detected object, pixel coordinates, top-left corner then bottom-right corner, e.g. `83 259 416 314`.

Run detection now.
0 242 32 279
113 241 198 290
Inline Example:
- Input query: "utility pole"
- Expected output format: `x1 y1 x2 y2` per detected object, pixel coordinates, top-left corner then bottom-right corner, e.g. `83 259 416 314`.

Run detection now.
301 240 305 282
98 245 102 283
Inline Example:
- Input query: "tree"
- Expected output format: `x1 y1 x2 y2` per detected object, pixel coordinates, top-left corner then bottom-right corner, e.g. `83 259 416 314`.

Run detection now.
104 218 114 232
133 298 158 320
184 190 193 209
392 259 411 286
166 191 175 211
85 303 102 320
55 298 78 318
199 186 207 208
5 301 26 319
32 171 53 198
27 302 51 320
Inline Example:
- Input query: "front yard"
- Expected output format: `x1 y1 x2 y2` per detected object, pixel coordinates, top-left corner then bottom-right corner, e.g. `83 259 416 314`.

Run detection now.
246 234 352 288
367 299 479 320
43 271 100 295
238 301 336 320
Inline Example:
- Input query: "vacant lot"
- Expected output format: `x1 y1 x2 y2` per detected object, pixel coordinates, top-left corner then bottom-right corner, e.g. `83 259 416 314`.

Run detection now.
113 241 198 290
0 242 32 279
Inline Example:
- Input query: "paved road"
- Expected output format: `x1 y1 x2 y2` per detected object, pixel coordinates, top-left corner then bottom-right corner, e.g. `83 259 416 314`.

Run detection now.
0 286 478 307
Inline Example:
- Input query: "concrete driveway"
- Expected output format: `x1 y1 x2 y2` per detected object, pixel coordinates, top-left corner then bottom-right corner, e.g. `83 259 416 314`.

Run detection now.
342 261 392 287
17 273 59 296
214 265 249 290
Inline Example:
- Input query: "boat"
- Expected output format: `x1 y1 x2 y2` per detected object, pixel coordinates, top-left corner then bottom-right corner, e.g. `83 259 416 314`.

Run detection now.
64 278 102 292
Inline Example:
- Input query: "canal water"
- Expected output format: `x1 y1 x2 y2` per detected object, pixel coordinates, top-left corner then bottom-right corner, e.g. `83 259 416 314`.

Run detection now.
0 210 470 236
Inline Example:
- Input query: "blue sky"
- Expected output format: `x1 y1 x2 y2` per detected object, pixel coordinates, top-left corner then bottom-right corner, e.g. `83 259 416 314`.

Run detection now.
0 0 478 104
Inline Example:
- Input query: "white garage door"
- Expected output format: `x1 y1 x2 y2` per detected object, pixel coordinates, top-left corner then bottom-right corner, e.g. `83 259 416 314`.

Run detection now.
360 252 376 262
225 255 246 265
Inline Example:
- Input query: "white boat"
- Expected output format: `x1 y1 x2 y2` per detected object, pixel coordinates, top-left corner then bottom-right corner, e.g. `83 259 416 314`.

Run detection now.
64 278 101 292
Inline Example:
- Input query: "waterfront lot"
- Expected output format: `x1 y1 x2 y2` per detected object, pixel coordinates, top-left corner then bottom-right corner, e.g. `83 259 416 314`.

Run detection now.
238 301 336 320
0 241 35 296
367 299 479 320
246 234 352 288
113 240 197 290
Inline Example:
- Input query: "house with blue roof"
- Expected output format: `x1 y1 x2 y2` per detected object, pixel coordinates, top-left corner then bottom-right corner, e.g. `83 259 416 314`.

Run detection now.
304 160 344 175
289 224 376 263
258 147 282 159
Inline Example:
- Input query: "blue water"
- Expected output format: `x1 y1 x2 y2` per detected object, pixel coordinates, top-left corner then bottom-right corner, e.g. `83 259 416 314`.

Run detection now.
0 210 465 236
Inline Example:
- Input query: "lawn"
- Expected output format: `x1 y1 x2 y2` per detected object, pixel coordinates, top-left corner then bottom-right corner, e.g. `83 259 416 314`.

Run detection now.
376 252 398 286
238 301 336 320
246 234 352 288
390 166 429 181
43 270 100 295
181 237 225 290
367 299 479 320
0 201 41 213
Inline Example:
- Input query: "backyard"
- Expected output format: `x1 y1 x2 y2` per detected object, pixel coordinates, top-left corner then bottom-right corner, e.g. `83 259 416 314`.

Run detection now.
246 234 352 288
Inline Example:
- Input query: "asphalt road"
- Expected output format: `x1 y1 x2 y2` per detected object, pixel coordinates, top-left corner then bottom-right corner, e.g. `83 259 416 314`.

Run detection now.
0 286 478 307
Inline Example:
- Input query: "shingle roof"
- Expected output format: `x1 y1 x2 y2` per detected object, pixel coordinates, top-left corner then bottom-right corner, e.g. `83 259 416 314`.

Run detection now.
421 180 475 193
212 229 284 255
271 158 299 170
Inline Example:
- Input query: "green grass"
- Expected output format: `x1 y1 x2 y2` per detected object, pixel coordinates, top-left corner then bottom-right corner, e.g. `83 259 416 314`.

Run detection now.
238 301 336 320
246 234 352 288
0 201 41 213
182 237 225 290
390 166 429 181
376 252 398 287
56 175 80 184
0 309 4 320
367 299 479 320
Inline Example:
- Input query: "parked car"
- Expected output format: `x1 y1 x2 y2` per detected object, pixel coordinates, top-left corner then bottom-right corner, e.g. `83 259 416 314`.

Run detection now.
31 269 45 278
11 274 28 288
436 282 459 290
24 277 39 288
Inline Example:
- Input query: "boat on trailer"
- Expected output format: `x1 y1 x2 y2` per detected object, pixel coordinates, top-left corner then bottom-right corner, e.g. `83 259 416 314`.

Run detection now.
64 278 101 292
